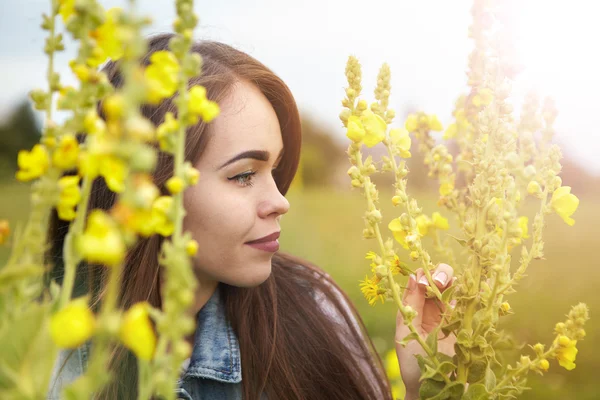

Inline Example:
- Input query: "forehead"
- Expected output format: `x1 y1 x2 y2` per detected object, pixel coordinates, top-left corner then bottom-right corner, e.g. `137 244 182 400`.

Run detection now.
202 80 282 165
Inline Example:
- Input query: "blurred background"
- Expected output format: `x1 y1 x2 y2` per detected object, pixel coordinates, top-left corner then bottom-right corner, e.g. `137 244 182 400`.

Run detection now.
1 0 598 398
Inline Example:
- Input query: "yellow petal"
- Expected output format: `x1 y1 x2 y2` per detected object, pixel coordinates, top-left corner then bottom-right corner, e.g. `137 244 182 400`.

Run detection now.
119 302 157 361
428 115 443 131
50 298 96 349
361 111 386 148
346 115 365 143
551 186 579 226
405 114 418 132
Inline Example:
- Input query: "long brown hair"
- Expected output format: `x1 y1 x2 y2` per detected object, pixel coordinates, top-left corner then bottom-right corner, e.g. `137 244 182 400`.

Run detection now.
47 33 392 400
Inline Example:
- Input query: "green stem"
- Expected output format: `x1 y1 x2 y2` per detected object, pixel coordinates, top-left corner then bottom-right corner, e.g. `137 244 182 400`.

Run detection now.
59 175 93 307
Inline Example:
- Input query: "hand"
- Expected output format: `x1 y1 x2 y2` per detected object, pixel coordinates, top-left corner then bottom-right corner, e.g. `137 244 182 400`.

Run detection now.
395 264 456 399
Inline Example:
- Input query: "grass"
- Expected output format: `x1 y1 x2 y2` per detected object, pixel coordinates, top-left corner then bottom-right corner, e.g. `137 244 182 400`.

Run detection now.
1 179 598 399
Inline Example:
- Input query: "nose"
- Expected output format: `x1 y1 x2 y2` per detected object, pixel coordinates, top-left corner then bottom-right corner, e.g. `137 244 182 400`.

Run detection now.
257 179 290 219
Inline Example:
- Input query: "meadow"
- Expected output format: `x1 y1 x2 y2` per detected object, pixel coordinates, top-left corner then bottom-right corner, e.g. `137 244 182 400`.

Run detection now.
1 180 597 399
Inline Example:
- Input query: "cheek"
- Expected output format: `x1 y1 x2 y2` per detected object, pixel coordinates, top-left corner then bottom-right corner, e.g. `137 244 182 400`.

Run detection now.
183 184 254 247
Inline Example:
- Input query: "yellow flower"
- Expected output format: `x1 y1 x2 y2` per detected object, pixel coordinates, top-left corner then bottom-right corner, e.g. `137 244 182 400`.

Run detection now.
53 134 80 170
0 220 10 245
188 85 220 124
57 175 81 221
554 336 578 370
50 297 96 349
389 128 411 158
119 302 157 361
78 210 126 266
346 115 365 143
405 114 418 132
144 50 180 104
385 349 400 380
388 218 409 249
186 239 199 256
416 214 431 236
443 123 458 140
428 114 443 131
166 176 185 194
99 156 128 193
184 164 201 185
359 275 385 306
156 112 179 152
439 181 454 196
518 216 529 239
151 196 174 236
432 212 449 230
87 8 124 67
472 88 494 107
551 186 579 226
405 113 442 132
360 110 386 148
16 144 50 182
83 110 107 135
58 0 75 23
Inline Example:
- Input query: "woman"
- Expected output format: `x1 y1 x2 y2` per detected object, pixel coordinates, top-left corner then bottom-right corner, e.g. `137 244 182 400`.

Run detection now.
47 33 455 400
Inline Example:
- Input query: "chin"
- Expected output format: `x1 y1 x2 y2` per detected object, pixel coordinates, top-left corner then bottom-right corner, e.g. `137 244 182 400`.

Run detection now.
225 261 272 288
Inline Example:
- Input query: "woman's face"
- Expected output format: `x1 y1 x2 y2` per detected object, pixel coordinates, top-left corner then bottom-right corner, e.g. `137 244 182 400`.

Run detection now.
183 79 290 290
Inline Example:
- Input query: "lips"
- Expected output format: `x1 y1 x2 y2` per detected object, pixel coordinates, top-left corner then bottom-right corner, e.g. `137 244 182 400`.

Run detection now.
246 231 280 244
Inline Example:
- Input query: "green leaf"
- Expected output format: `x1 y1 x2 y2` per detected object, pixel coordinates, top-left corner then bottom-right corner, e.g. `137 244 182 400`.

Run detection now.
397 331 419 347
419 378 446 399
448 234 468 247
442 319 460 337
467 360 486 383
0 302 59 397
462 383 490 400
421 361 457 382
0 264 45 293
415 354 433 374
441 285 456 304
427 381 465 400
484 366 497 392
426 326 440 354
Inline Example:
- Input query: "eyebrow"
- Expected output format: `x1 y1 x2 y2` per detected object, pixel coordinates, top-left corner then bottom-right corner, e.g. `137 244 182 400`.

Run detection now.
218 148 284 170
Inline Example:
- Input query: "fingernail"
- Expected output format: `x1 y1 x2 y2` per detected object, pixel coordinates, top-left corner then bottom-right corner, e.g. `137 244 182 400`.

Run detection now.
408 274 416 290
434 271 448 286
449 299 457 308
418 275 429 286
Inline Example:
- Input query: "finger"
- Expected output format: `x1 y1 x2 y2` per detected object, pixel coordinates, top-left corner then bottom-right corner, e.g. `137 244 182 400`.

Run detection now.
402 268 426 327
432 263 454 291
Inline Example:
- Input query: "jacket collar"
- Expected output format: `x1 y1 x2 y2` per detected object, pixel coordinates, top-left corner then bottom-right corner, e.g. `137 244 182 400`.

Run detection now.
181 285 242 383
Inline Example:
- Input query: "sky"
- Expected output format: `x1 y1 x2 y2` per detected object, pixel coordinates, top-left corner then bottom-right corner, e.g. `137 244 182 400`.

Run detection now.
1 0 599 174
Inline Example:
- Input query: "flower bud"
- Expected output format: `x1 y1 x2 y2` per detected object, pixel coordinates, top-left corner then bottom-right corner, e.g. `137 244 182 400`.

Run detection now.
339 110 350 127
392 195 402 206
166 176 186 194
552 176 562 190
519 355 531 368
523 165 536 180
362 228 375 239
374 265 388 279
539 359 550 371
186 239 198 256
558 335 571 347
533 343 545 354
575 329 586 339
357 100 367 111
554 322 566 334
351 179 362 188
410 251 419 261
527 181 542 196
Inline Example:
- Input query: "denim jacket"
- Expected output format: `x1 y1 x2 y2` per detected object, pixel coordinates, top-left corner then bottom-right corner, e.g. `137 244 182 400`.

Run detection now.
48 287 247 400
48 276 379 399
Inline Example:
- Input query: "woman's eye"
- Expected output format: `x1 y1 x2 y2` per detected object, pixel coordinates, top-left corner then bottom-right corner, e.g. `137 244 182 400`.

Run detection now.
228 171 256 187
